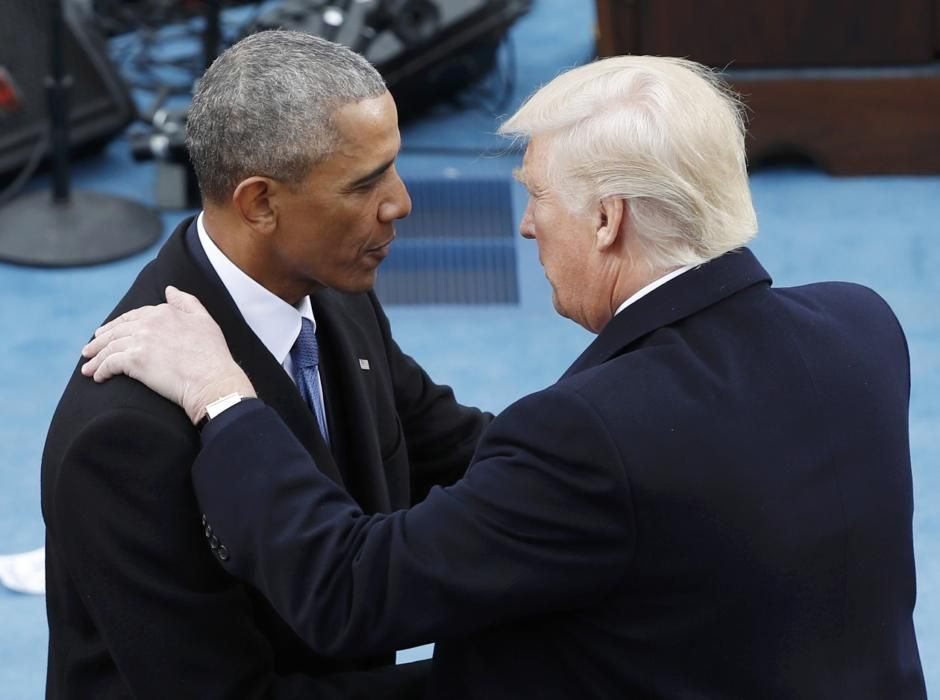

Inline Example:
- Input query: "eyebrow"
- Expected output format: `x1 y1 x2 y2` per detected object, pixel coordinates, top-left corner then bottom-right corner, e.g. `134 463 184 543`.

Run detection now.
347 158 396 190
513 167 541 193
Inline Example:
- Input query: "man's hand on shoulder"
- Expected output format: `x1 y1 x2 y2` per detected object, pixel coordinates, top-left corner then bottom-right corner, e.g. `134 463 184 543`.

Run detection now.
81 286 256 425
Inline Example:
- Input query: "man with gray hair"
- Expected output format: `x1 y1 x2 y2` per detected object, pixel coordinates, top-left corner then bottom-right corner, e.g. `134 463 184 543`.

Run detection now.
42 30 489 698
84 55 925 697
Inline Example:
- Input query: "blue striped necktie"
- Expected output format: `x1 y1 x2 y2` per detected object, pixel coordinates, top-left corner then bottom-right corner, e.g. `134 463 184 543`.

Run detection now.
290 317 329 445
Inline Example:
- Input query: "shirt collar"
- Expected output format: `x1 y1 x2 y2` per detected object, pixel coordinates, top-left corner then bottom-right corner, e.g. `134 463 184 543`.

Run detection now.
197 212 314 364
614 264 694 317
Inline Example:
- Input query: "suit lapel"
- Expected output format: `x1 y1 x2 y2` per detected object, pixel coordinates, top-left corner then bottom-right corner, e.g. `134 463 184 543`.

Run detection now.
151 218 345 488
309 290 391 513
563 248 772 378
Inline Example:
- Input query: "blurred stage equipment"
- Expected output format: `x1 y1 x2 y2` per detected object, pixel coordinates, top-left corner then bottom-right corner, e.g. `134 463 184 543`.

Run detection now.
128 100 199 209
0 0 135 179
89 0 247 36
594 0 940 175
91 0 224 70
0 0 161 267
254 0 533 121
127 0 532 209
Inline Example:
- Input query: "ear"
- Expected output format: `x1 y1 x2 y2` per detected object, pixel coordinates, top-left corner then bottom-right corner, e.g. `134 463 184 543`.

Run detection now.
232 176 278 234
595 197 626 252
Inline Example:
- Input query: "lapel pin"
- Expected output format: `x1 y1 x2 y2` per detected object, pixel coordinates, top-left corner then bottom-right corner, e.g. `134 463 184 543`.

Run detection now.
359 358 371 370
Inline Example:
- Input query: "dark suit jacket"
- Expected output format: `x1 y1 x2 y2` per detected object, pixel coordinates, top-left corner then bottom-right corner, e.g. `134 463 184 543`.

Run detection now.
191 248 926 699
41 217 490 699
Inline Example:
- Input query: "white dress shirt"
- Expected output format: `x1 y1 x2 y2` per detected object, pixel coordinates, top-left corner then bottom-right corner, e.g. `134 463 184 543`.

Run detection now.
196 213 328 431
614 265 694 317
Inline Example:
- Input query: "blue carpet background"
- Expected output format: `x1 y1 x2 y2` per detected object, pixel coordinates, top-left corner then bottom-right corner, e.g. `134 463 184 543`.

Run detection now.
1 1 938 696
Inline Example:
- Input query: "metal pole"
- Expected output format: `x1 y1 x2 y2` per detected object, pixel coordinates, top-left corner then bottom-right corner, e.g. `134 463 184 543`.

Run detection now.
47 0 72 203
203 0 221 70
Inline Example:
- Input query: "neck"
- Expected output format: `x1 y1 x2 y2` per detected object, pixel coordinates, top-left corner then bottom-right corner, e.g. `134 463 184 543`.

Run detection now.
202 206 249 266
202 207 317 306
605 251 652 307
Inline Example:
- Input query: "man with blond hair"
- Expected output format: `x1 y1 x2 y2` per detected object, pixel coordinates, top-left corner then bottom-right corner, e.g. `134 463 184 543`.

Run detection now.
85 55 926 698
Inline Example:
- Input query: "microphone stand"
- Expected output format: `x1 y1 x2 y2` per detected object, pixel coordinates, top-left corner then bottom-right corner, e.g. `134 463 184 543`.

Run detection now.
203 0 221 70
0 0 161 267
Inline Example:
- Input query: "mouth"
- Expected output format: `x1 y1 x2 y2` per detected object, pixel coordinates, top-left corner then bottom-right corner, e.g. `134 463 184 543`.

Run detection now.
366 234 395 257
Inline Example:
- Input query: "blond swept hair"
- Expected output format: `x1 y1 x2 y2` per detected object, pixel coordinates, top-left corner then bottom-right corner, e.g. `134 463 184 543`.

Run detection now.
499 55 758 271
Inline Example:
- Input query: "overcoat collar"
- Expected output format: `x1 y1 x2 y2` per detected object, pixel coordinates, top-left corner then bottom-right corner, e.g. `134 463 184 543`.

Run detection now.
563 248 771 379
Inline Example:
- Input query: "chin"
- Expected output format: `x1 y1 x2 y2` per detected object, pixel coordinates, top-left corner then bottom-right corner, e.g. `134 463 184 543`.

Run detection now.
551 295 589 329
333 272 378 295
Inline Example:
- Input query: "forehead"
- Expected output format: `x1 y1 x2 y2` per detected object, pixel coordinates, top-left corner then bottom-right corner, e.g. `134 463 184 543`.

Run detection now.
517 137 550 187
328 92 400 166
333 90 396 132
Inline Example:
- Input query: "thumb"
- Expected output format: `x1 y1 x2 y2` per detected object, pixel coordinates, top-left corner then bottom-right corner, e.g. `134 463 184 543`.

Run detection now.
165 286 208 315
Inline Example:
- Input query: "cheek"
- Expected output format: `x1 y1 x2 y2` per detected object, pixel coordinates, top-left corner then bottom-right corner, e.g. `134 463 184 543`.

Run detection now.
532 203 550 231
325 213 370 256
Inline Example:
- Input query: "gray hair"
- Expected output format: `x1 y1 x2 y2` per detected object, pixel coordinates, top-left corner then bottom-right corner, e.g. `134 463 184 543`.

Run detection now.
186 30 387 203
499 56 758 271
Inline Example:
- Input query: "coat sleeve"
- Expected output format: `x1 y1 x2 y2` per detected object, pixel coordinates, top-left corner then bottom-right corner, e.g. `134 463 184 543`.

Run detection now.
50 405 428 699
368 292 492 501
192 388 636 658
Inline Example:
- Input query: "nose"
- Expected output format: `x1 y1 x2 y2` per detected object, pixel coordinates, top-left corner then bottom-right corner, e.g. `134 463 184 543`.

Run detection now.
378 169 412 222
519 200 536 239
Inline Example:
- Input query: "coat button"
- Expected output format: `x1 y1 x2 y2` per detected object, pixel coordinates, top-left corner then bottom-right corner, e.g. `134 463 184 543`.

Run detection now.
217 545 230 562
205 525 213 538
201 514 207 527
208 535 220 551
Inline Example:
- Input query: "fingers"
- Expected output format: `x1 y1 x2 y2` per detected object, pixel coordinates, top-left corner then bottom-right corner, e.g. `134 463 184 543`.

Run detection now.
93 305 156 339
80 336 137 382
80 289 222 400
83 321 138 359
86 290 210 363
165 286 209 315
83 299 187 359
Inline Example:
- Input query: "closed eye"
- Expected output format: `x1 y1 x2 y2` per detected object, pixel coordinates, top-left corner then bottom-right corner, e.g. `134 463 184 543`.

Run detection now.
345 159 395 193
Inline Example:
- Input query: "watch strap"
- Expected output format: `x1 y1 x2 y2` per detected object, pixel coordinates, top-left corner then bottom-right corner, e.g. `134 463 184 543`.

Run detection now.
196 392 245 431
